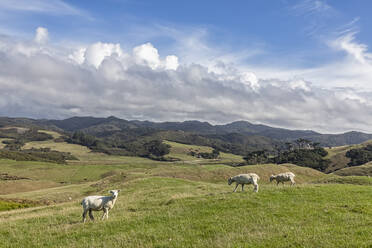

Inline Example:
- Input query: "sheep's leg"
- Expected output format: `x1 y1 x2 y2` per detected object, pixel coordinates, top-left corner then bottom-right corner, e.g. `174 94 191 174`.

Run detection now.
82 210 88 223
106 210 109 220
88 209 94 221
276 181 279 186
241 184 244 191
291 179 295 186
233 183 239 192
253 183 259 192
102 208 108 220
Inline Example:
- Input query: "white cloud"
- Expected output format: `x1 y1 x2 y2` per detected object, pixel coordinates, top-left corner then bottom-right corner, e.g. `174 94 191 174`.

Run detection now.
34 27 49 44
0 0 84 16
68 47 86 65
1 31 372 133
292 0 332 16
330 32 371 64
133 43 161 69
164 55 179 70
83 42 123 68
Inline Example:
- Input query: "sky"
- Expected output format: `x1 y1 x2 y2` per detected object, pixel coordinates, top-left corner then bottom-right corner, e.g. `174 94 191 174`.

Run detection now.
1 0 372 133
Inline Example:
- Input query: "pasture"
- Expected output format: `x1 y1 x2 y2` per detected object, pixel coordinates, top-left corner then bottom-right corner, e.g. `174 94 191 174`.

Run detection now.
1 137 372 247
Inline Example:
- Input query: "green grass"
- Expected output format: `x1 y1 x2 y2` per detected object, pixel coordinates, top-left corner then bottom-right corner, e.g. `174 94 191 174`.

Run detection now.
2 138 372 247
0 200 33 211
1 178 372 247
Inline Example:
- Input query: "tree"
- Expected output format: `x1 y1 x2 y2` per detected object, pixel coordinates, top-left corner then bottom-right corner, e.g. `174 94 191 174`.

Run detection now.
144 140 171 158
243 150 269 165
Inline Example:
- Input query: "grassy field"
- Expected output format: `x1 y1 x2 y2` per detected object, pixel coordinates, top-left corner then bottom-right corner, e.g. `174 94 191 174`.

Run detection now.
1 137 372 247
1 177 372 247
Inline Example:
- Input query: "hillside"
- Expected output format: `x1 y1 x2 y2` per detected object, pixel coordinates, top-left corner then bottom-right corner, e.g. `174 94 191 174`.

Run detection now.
2 117 372 157
2 135 372 246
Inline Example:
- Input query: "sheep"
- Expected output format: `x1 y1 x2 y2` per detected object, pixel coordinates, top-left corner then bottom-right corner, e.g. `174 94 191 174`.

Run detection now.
228 173 260 192
81 189 120 223
270 172 295 186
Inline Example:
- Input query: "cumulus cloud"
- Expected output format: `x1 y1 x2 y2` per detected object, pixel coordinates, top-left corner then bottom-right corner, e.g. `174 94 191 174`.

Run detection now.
164 55 179 70
133 43 161 69
34 27 49 44
84 42 123 68
1 32 372 133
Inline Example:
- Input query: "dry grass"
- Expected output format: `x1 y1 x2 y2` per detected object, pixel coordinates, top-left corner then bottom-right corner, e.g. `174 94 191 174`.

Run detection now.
333 162 372 176
0 138 12 149
164 140 244 163
37 130 62 139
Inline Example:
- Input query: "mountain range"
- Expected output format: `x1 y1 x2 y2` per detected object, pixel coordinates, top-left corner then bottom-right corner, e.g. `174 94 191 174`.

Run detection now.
1 116 371 150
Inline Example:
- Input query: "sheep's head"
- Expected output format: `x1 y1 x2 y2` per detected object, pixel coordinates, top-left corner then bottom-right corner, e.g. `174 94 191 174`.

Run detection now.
269 175 275 182
109 189 120 198
228 177 233 185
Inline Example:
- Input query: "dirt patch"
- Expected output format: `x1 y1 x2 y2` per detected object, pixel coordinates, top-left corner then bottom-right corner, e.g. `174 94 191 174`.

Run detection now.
0 173 31 180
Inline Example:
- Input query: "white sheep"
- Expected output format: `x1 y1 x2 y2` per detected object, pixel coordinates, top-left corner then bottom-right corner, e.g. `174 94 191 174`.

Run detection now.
228 173 260 192
270 172 295 186
81 189 120 223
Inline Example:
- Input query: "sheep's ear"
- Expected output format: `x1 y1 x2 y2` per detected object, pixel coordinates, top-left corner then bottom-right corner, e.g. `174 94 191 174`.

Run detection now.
109 190 113 194
117 189 121 192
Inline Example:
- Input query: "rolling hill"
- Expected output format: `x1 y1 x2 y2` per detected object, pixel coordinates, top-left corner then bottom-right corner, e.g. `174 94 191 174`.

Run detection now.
2 137 372 247
2 116 372 150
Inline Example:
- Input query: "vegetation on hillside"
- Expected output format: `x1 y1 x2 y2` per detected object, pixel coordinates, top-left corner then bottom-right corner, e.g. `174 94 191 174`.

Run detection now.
0 148 77 164
346 144 372 166
0 128 53 150
243 139 330 172
67 131 171 159
272 147 330 171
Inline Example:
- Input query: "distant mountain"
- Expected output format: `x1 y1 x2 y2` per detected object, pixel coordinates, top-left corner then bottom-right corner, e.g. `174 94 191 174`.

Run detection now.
308 131 372 147
1 116 372 149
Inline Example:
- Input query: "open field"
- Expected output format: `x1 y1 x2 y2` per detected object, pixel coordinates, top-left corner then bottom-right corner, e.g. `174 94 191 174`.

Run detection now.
1 138 372 247
2 176 372 247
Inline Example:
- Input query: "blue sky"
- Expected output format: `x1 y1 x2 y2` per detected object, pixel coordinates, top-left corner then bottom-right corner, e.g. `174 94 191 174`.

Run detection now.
4 0 371 62
1 0 372 133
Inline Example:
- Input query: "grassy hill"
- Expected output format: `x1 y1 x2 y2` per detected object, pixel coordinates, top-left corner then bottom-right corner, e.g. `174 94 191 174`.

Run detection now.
1 167 372 247
324 140 372 174
2 133 372 247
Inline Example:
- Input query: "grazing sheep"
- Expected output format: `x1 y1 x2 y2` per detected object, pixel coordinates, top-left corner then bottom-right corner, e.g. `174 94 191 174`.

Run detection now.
81 189 120 223
270 172 295 186
228 173 260 192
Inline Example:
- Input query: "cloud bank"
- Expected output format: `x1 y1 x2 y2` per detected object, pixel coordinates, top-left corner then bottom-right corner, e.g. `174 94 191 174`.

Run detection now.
1 27 372 133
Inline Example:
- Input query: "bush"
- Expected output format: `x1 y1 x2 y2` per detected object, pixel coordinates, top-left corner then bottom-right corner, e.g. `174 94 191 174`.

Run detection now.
346 145 372 166
243 150 269 164
0 148 78 164
272 147 330 171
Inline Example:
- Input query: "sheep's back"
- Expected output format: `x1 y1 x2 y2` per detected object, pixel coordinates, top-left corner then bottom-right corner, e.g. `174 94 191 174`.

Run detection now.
275 172 295 181
233 173 259 183
82 196 105 210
